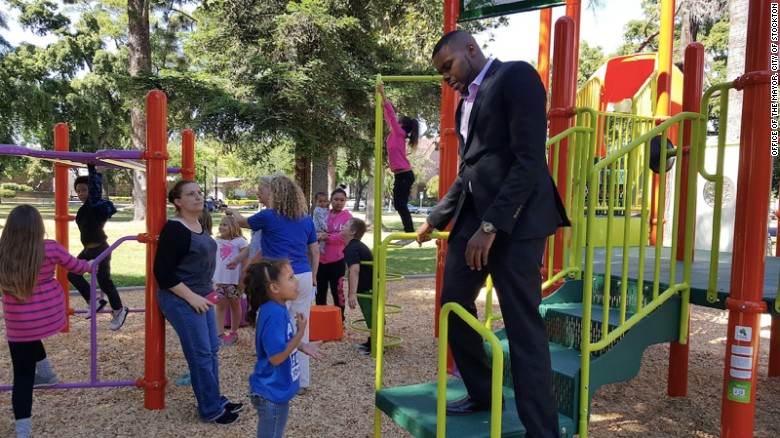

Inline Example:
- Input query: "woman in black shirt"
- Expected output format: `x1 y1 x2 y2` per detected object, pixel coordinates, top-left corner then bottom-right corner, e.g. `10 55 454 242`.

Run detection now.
153 180 242 425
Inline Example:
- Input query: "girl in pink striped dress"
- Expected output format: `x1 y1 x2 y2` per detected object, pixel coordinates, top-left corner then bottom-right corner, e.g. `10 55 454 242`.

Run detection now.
0 205 92 438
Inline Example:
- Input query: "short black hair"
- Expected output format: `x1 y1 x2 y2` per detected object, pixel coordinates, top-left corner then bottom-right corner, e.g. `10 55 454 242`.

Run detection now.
73 175 89 191
348 218 367 240
432 29 468 58
314 192 328 201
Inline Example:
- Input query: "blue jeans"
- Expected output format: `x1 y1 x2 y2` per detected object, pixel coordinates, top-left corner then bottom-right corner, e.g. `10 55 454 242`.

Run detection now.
251 393 289 438
157 290 227 421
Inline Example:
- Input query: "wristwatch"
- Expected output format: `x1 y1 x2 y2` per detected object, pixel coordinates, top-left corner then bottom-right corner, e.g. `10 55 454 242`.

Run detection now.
481 221 497 234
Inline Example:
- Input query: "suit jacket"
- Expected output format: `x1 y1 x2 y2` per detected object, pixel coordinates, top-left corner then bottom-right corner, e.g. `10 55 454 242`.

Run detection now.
428 60 570 239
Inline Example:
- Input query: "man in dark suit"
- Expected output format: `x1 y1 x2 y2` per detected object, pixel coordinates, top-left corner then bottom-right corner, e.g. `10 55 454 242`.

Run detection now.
416 30 568 438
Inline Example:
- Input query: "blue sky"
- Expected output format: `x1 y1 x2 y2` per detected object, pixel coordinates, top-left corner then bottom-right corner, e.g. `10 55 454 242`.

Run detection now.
476 0 645 61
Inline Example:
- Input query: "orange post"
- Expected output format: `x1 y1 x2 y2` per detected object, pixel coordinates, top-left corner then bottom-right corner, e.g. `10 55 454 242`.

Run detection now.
650 0 676 245
437 0 458 377
181 129 195 181
667 42 704 398
720 1 771 435
54 123 72 331
538 8 553 93
565 0 581 69
545 16 577 289
141 90 170 410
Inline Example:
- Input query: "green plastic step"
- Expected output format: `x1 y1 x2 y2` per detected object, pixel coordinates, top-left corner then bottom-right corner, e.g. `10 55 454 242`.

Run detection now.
376 379 576 438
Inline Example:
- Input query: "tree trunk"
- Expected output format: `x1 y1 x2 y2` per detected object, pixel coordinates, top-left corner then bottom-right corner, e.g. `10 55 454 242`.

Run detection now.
677 9 693 68
294 148 311 201
355 166 364 212
311 157 329 199
364 159 375 227
128 0 152 221
726 0 748 144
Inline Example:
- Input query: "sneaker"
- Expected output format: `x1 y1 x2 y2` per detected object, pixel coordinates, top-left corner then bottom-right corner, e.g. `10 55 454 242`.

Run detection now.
356 345 371 356
109 306 129 331
211 410 239 425
392 239 415 246
33 374 58 387
85 299 108 319
220 332 238 347
224 402 244 414
175 373 191 386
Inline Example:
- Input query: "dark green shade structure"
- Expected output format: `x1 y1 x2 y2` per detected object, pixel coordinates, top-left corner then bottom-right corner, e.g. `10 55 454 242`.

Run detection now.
458 0 566 22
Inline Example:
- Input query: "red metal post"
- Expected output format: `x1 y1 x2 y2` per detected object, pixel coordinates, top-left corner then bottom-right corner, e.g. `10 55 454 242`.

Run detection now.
720 1 771 435
538 8 553 93
438 0 459 376
181 129 195 181
142 90 169 410
770 317 780 377
667 42 705 398
545 16 577 290
54 123 72 332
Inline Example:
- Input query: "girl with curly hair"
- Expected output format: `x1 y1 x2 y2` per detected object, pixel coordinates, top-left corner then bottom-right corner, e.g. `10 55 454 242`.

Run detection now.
225 173 319 390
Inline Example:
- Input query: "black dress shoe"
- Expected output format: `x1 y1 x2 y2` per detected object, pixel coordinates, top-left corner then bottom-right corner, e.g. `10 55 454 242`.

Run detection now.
445 395 491 415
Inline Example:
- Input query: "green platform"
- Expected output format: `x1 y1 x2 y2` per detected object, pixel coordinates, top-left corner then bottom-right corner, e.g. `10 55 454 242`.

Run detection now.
376 378 576 438
590 247 780 313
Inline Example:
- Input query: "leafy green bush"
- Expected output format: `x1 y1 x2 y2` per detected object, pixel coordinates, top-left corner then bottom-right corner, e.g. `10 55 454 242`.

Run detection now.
0 189 16 198
0 183 33 192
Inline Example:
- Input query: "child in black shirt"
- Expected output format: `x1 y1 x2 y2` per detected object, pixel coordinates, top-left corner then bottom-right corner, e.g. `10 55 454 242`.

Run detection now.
68 164 128 330
341 218 374 355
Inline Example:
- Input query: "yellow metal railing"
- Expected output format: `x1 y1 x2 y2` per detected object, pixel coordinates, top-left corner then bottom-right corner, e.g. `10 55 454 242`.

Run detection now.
697 81 732 306
578 111 702 438
373 231 449 438
436 303 504 438
576 76 604 111
632 72 657 116
591 112 656 215
543 108 597 285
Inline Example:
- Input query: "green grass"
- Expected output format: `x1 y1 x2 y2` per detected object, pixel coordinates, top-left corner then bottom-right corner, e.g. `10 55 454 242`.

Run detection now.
0 203 439 287
362 212 437 277
385 247 436 276
0 203 154 288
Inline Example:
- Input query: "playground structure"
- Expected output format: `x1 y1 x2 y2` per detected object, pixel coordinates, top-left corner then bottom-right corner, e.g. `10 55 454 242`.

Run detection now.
0 91 192 407
0 1 773 436
369 1 778 438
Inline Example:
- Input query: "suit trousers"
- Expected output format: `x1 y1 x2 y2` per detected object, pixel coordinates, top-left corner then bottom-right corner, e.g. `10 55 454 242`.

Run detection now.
441 203 559 438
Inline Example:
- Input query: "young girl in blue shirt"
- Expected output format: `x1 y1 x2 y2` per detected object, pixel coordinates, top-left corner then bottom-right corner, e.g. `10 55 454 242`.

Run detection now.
244 259 324 438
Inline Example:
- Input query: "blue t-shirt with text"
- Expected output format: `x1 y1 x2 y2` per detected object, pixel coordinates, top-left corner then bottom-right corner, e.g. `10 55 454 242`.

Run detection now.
249 301 300 403
247 209 317 274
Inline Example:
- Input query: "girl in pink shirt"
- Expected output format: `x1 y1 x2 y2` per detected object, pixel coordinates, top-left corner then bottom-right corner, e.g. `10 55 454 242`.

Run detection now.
0 205 92 438
315 189 352 321
378 82 420 238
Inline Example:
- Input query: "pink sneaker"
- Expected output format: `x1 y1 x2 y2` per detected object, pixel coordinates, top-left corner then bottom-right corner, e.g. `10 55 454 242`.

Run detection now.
220 332 237 347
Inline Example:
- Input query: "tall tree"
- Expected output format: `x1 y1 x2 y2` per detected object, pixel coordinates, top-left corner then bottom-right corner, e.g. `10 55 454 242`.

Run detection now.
677 0 728 66
726 0 747 144
127 0 151 220
0 10 11 53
